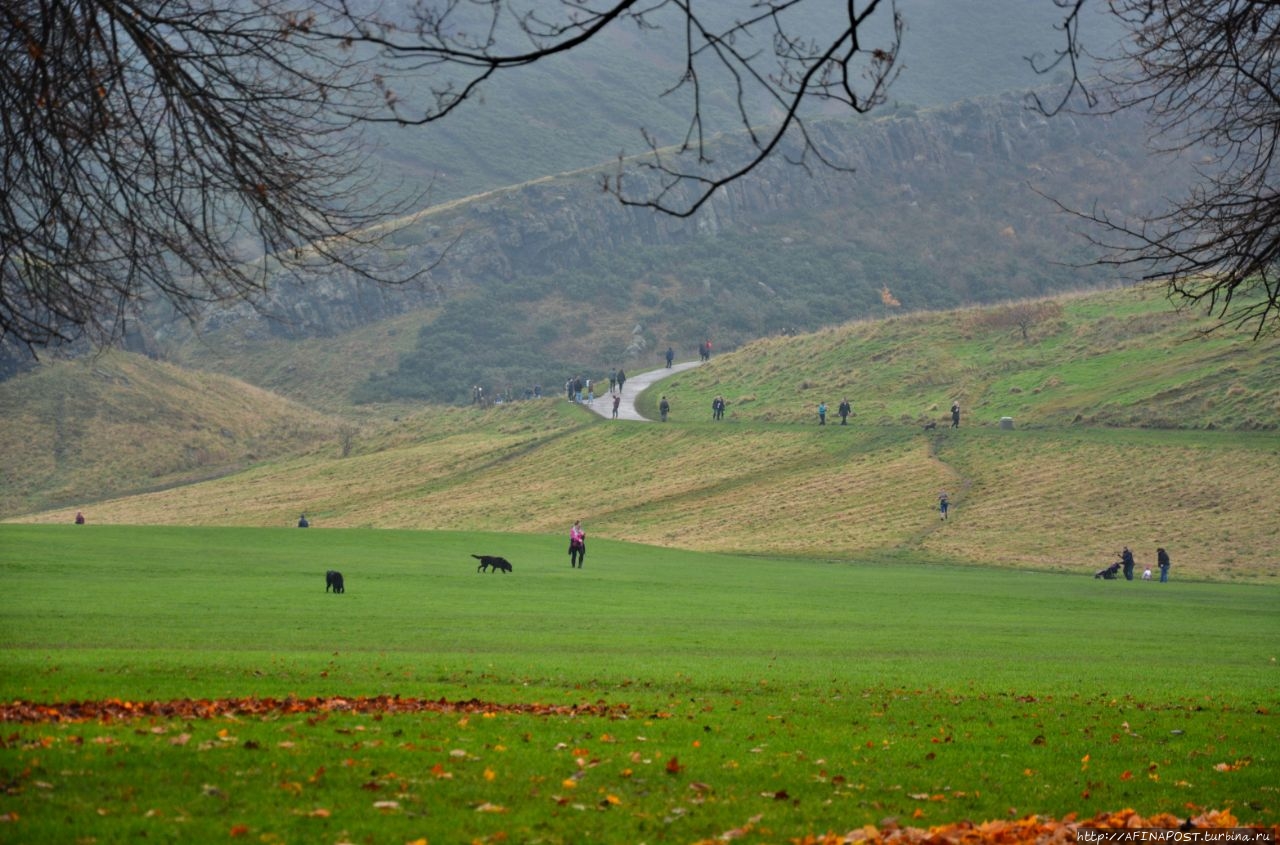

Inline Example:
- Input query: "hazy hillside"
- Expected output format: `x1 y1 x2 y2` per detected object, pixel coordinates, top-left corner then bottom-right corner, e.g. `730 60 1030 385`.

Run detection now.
360 0 1119 204
162 93 1179 407
7 287 1277 582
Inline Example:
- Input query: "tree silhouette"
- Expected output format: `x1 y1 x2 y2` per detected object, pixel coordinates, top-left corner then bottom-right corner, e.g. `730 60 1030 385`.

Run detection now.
1034 0 1280 337
1 0 903 352
5 0 1278 355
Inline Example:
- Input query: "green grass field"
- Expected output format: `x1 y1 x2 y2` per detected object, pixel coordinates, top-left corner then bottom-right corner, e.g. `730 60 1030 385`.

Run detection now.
1 525 1275 843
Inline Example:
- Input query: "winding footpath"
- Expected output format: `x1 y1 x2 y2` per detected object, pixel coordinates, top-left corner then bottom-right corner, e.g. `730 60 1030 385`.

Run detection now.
583 359 703 421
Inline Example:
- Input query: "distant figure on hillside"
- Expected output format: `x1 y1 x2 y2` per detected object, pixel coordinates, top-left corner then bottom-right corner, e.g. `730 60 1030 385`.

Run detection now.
938 491 949 521
1121 546 1135 581
616 369 626 393
838 398 851 425
1157 547 1171 582
612 393 621 418
659 395 670 422
74 511 85 525
951 402 961 429
665 346 674 368
703 339 712 361
298 514 309 528
712 395 726 420
569 520 586 568
609 370 617 394
818 402 827 425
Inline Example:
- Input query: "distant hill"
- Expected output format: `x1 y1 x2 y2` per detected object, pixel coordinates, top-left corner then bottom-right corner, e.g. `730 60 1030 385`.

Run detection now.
6 287 1277 583
358 0 1119 204
0 355 343 517
161 93 1184 406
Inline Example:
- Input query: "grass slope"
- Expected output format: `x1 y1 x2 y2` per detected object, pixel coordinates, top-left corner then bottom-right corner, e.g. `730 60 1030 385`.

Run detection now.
5 288 1279 581
0 525 1275 842
0 354 342 517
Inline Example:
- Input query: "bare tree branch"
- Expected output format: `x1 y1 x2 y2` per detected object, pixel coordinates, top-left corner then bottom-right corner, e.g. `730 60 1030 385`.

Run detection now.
1035 0 1280 337
2 0 908 350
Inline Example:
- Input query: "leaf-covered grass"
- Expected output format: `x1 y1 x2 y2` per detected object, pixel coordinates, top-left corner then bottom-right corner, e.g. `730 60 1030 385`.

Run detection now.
0 525 1275 842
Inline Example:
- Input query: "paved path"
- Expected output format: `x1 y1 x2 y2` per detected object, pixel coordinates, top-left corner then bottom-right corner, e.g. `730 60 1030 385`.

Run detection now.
583 359 703 421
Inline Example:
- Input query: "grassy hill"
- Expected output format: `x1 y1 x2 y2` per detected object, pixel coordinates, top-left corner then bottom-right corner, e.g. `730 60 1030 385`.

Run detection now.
0 355 344 517
5 287 1277 582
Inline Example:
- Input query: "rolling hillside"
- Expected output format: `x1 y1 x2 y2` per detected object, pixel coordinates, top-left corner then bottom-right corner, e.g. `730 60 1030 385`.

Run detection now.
5 287 1277 582
0 356 344 517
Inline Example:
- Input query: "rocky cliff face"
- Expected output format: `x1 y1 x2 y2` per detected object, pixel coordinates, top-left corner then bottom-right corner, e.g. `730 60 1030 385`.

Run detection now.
159 92 1160 345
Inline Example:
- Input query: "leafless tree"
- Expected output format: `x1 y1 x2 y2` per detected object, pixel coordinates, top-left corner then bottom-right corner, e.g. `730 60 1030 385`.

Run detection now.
2 0 904 353
1 0 430 353
1034 0 1280 337
971 300 1064 340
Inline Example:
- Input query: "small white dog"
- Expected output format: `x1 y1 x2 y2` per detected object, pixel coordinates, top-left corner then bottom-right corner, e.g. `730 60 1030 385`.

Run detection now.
1141 568 1152 580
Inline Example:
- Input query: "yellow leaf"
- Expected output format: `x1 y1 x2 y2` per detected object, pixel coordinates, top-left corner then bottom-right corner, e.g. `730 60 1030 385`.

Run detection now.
483 768 496 782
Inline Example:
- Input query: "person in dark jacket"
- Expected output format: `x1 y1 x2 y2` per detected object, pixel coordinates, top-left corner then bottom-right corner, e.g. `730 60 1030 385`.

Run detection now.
1157 547 1171 582
1121 546 1135 580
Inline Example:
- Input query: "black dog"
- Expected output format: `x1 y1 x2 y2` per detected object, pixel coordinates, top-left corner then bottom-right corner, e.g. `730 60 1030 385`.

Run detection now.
472 554 513 573
325 569 345 593
923 421 938 431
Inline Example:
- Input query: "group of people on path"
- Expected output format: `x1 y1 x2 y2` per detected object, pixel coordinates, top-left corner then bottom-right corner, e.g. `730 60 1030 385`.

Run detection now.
566 369 629 408
664 339 712 368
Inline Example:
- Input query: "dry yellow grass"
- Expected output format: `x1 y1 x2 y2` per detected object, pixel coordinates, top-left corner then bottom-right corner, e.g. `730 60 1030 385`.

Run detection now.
921 431 1280 580
0 353 340 515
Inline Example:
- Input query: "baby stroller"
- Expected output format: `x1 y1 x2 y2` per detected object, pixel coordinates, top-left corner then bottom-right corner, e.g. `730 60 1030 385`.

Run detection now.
1094 560 1122 579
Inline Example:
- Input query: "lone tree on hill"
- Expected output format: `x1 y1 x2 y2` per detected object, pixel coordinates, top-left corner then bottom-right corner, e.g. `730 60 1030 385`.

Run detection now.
2 0 1278 354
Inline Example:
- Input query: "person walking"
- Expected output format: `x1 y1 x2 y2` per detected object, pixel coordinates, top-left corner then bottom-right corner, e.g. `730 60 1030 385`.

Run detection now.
616 368 626 393
938 491 949 521
1157 547 1171 582
1121 546 1135 581
569 520 586 568
659 395 670 421
951 401 961 429
818 402 827 425
612 393 621 419
665 347 674 368
838 398 851 425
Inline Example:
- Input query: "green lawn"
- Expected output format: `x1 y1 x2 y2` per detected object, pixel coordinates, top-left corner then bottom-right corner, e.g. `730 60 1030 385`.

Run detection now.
1 525 1275 843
